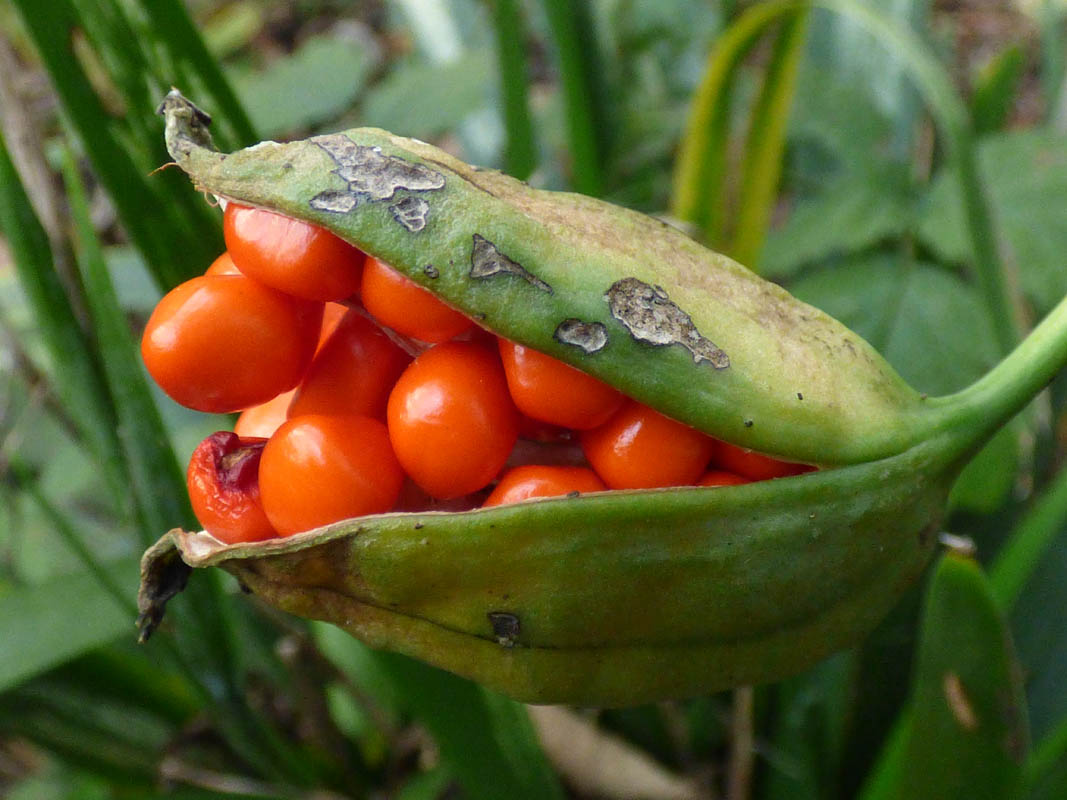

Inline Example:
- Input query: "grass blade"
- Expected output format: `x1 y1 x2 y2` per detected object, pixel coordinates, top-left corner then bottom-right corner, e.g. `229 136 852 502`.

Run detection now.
489 0 537 179
675 0 1018 355
1026 714 1067 796
60 144 192 540
540 0 610 195
671 1 793 245
729 7 810 269
0 133 126 503
60 144 323 785
11 0 223 289
989 465 1067 611
971 44 1026 135
314 624 565 800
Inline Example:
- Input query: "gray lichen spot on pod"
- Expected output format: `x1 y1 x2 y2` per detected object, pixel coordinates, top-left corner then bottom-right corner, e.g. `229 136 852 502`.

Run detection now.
311 133 446 200
309 190 359 214
605 277 730 368
389 196 431 232
554 319 609 354
469 234 553 293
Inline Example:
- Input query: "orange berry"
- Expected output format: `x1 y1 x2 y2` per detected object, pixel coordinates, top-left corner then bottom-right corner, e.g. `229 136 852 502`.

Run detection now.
580 401 716 489
713 440 811 481
205 251 240 275
141 274 321 413
361 257 473 342
484 465 605 506
224 203 364 301
234 389 295 438
498 339 624 430
317 301 349 353
259 415 404 535
387 341 519 499
288 310 411 420
697 469 750 488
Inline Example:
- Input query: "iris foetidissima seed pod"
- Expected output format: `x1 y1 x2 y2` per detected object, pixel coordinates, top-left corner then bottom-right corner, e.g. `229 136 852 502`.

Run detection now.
139 91 1067 706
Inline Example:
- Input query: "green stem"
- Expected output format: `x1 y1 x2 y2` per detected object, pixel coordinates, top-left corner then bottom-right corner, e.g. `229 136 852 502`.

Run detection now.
925 291 1067 453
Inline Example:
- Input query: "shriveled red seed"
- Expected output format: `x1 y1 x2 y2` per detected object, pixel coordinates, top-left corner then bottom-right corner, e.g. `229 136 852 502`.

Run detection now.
187 431 276 543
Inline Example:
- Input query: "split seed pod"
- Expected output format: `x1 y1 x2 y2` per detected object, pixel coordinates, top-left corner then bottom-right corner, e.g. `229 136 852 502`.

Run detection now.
139 91 1052 706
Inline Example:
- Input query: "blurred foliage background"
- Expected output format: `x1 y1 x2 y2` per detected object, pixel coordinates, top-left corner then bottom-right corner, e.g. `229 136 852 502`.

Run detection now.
1 0 1067 797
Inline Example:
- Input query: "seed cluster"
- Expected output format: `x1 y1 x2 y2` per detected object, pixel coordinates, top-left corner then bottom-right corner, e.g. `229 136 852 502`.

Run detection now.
140 204 811 544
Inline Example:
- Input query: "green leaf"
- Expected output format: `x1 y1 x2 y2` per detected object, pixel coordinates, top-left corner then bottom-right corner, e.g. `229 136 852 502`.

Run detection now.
762 163 915 279
231 33 379 137
786 65 894 179
948 423 1018 514
918 129 1067 313
896 555 1028 800
807 0 927 160
312 623 565 800
0 557 140 693
991 465 1067 612
971 44 1026 135
1027 716 1067 799
60 146 193 539
361 51 493 138
790 254 999 395
762 652 854 800
855 712 910 800
1003 515 1067 743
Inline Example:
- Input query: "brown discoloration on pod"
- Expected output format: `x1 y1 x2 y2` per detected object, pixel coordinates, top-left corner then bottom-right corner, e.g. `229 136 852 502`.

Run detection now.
606 277 730 368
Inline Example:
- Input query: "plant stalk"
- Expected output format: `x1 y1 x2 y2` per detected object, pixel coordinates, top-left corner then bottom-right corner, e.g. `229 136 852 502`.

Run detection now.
925 291 1067 455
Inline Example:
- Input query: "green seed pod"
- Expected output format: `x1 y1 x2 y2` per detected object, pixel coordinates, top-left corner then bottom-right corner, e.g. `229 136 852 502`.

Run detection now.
139 91 1064 706
159 93 923 466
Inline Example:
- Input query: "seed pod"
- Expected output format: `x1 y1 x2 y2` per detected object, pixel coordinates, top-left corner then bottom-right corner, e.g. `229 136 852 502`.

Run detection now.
140 92 1048 706
158 92 927 466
